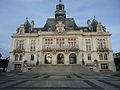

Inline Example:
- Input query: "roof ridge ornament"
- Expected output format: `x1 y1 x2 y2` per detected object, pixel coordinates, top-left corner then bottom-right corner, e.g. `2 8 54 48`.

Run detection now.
26 17 28 21
94 16 96 20
59 0 62 2
56 21 65 34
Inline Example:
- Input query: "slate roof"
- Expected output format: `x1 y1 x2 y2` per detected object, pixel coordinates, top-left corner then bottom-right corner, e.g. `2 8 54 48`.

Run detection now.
16 0 106 34
41 18 79 31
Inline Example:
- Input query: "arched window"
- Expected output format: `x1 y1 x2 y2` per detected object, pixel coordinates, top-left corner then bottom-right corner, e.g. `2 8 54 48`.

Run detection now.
104 54 108 60
31 54 34 61
57 53 64 64
99 54 103 60
19 55 23 61
15 55 18 61
45 53 52 64
69 53 77 64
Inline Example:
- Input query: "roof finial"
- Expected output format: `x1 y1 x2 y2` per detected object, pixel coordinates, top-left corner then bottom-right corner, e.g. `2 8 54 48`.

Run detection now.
26 17 28 21
59 0 62 2
94 16 96 20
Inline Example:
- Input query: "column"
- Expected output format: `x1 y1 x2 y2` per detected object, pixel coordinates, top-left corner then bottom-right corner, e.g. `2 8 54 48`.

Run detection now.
64 53 69 64
77 52 82 65
40 52 44 64
52 54 57 64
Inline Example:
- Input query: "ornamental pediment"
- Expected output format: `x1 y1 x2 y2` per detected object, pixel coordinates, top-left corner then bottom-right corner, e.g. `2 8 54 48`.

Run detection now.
56 21 65 34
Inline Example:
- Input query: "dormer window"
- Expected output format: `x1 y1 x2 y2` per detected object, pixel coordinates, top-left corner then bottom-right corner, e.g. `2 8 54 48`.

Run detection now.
48 26 51 30
84 28 88 32
19 29 23 34
70 25 73 30
17 24 25 34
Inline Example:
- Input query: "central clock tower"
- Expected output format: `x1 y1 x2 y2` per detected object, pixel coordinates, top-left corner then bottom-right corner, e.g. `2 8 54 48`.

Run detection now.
55 0 66 21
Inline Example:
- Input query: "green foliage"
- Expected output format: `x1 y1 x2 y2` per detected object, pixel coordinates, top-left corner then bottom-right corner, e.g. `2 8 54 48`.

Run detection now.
112 73 120 77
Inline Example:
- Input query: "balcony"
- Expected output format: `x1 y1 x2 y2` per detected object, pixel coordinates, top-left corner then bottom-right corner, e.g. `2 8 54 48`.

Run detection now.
97 48 109 52
85 62 94 66
13 48 25 53
42 45 79 51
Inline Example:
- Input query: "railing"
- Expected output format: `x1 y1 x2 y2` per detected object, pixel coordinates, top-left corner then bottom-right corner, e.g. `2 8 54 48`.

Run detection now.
13 48 25 53
42 45 79 50
85 62 94 66
97 48 109 52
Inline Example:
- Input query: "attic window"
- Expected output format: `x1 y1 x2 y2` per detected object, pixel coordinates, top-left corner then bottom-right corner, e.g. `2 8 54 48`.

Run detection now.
19 29 24 34
84 28 88 32
48 26 51 31
48 26 51 28
70 25 73 29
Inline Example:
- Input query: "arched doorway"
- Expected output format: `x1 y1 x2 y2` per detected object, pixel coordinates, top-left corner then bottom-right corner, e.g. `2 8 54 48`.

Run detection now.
69 53 77 64
45 53 52 64
57 53 64 64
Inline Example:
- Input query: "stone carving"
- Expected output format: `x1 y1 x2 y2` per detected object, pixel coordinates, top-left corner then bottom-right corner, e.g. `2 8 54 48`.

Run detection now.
97 23 103 32
56 21 65 33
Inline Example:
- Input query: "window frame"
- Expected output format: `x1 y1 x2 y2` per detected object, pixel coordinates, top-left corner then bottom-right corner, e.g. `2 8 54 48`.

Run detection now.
101 64 109 70
31 54 34 61
87 54 91 60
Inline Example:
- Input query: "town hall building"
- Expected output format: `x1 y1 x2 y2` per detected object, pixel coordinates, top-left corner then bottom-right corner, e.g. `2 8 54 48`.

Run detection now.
8 0 116 72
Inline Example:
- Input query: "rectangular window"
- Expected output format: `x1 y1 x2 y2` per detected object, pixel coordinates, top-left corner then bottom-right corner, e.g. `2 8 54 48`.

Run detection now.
88 54 91 60
45 38 53 44
68 38 76 48
16 40 19 49
56 38 64 48
97 39 106 49
44 38 53 49
16 40 24 50
99 54 103 60
101 64 108 70
99 53 108 60
85 39 91 51
15 55 19 61
104 54 108 60
19 55 23 61
14 64 21 71
31 40 36 51
31 54 34 61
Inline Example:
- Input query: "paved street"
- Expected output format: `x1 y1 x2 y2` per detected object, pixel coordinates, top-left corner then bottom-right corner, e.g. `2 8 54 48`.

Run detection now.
0 72 120 90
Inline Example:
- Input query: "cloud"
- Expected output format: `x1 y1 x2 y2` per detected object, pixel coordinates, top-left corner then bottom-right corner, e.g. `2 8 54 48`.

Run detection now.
0 0 120 58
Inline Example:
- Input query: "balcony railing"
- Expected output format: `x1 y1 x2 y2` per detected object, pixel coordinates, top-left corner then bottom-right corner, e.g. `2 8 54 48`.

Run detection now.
85 62 94 66
42 45 79 50
13 48 25 53
97 48 109 52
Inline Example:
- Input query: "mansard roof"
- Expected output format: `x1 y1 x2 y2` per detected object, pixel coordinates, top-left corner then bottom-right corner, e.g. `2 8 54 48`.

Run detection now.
41 18 79 31
16 0 106 34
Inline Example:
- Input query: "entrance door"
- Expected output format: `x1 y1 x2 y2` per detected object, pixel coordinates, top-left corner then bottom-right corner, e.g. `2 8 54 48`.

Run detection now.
45 53 52 64
57 54 64 64
69 53 77 64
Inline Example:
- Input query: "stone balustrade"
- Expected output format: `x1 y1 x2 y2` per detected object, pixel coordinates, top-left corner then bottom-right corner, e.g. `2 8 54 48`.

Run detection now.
42 44 79 50
13 48 25 53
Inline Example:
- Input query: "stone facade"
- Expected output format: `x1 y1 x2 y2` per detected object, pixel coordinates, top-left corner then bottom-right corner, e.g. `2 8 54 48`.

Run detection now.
8 0 116 72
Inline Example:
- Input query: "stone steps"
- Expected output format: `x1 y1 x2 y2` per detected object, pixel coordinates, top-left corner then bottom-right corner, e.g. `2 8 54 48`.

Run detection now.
28 65 99 75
